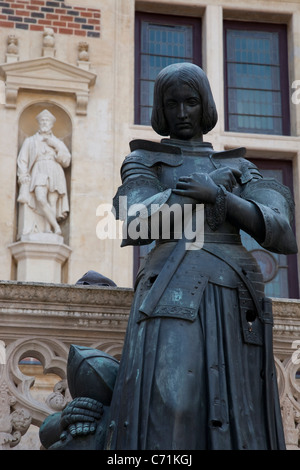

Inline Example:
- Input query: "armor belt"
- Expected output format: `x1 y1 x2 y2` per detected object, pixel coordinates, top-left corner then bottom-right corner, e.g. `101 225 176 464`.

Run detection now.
138 243 264 346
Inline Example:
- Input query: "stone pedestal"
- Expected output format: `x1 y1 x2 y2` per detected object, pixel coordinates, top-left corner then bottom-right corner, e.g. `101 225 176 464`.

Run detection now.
8 234 71 283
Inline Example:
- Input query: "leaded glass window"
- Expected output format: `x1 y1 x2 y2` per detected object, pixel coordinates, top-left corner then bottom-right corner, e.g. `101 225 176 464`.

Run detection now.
224 22 290 135
135 13 201 125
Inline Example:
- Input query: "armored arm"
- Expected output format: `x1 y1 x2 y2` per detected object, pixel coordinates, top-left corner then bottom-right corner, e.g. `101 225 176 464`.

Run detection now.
240 178 297 254
210 160 297 254
113 143 194 247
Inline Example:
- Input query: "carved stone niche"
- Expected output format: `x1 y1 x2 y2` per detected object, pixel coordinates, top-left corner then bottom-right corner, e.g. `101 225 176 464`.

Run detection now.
0 56 97 115
8 103 72 283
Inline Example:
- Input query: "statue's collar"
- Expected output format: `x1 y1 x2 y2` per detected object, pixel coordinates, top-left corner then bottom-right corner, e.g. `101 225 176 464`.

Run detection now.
129 138 246 161
129 138 213 156
161 138 213 154
38 130 52 137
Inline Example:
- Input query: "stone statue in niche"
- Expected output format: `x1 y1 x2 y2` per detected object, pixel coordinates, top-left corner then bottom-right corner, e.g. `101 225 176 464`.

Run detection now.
17 109 71 237
40 63 297 450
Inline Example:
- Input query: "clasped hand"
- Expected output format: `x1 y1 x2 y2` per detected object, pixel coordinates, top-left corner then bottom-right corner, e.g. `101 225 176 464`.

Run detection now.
173 166 241 203
42 136 57 152
60 397 104 441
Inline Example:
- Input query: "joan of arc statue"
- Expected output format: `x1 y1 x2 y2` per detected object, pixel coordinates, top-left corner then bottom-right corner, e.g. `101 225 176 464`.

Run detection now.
40 63 297 451
106 62 296 450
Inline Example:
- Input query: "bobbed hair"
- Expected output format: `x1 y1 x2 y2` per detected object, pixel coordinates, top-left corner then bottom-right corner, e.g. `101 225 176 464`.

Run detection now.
151 62 218 136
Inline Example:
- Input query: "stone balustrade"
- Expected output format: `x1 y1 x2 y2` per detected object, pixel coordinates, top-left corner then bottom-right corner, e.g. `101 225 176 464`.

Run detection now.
0 281 298 450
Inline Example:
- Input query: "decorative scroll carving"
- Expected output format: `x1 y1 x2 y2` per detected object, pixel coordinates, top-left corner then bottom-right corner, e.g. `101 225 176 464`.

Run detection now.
5 87 18 108
45 380 69 412
76 93 89 115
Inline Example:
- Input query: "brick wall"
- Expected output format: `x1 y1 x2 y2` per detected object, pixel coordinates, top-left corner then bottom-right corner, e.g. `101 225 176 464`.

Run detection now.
0 0 100 37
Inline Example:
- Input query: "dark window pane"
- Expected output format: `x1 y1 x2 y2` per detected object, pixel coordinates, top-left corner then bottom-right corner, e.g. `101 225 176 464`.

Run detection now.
135 13 201 125
224 22 289 135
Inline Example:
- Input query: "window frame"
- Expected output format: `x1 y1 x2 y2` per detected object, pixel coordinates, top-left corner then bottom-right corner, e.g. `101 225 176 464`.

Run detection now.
223 20 290 136
134 11 202 125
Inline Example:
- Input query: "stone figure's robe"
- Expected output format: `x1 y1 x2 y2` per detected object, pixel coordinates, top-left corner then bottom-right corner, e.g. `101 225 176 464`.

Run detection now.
17 132 71 220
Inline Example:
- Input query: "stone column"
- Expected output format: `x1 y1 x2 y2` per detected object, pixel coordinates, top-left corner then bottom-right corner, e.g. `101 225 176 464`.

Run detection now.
202 4 224 140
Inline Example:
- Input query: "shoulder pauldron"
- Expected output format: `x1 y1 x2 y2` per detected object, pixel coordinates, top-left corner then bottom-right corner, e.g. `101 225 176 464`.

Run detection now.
125 139 183 168
211 147 263 184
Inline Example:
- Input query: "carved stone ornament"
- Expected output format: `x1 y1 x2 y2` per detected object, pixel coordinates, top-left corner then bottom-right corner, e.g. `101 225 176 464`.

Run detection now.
0 57 97 115
42 27 55 57
6 35 19 64
275 356 300 450
77 42 90 71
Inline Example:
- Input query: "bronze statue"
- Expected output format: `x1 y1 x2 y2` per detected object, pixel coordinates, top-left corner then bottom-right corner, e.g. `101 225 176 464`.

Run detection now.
40 63 297 450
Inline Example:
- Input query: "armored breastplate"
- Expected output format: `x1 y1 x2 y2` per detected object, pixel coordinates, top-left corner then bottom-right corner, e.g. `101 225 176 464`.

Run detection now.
157 141 216 190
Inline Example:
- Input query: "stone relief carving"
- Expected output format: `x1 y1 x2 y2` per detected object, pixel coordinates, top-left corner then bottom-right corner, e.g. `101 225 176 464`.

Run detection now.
0 334 125 449
0 383 32 449
42 28 55 57
77 42 90 71
6 35 19 63
276 356 300 449
7 35 18 55
17 109 71 239
0 281 134 309
78 42 89 62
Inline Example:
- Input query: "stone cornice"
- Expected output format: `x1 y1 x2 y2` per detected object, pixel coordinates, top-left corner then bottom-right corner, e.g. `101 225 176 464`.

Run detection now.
272 298 300 336
272 297 300 320
0 282 133 345
0 56 97 115
0 283 298 353
0 281 133 307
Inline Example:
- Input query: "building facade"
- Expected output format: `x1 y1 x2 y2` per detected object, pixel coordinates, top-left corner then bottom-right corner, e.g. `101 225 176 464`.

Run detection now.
0 0 299 450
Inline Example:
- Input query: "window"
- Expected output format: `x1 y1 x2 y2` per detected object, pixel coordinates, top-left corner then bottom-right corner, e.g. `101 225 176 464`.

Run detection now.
241 159 298 299
135 12 202 125
224 21 290 135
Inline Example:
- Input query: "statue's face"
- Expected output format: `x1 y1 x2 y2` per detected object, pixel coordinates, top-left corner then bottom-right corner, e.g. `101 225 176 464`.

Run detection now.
163 82 203 140
38 117 53 133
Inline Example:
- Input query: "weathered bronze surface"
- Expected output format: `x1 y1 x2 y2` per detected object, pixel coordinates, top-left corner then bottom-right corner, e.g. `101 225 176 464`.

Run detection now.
40 63 297 450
